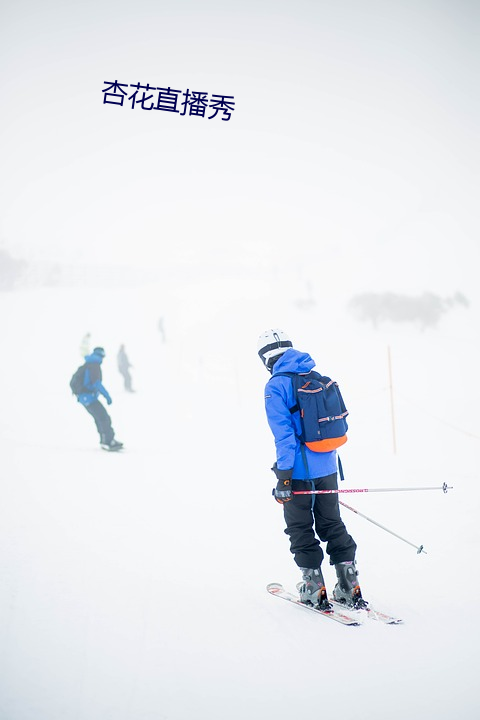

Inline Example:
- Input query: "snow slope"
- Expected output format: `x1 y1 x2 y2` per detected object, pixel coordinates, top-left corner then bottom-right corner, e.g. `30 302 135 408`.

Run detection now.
0 276 479 720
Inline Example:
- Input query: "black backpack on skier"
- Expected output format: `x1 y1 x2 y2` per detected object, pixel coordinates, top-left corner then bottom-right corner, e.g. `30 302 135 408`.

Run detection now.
69 364 87 395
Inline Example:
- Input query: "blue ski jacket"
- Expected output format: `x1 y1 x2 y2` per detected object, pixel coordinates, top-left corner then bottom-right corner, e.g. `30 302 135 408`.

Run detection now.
264 348 337 480
77 351 112 407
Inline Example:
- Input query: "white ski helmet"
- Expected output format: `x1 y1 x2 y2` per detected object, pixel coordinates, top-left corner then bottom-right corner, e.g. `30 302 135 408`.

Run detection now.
257 328 293 369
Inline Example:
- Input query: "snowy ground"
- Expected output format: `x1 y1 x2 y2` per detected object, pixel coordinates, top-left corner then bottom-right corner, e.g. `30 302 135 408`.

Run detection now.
1 276 479 720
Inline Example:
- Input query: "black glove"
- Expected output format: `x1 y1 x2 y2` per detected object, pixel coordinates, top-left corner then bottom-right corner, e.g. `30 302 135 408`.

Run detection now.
271 464 293 504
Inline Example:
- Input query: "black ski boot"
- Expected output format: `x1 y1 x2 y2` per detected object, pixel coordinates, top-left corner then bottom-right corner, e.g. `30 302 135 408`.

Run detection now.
101 439 124 452
333 561 368 609
297 568 332 611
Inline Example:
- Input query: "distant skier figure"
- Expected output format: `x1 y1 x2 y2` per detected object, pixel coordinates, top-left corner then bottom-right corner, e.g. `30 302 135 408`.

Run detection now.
80 332 91 358
117 344 134 392
158 316 166 343
258 328 366 610
71 346 123 452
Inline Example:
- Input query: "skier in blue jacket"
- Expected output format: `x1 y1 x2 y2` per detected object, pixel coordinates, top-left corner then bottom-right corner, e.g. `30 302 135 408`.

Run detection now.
77 347 123 451
258 329 366 610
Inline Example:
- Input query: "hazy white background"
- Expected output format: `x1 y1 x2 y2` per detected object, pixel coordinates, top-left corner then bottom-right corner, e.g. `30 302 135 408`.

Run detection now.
1 1 479 719
1 0 479 293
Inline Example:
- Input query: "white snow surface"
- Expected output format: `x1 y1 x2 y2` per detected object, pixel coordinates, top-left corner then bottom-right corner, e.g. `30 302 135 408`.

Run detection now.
1 278 479 720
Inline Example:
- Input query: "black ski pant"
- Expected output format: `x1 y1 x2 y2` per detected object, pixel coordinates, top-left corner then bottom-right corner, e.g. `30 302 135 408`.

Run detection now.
83 400 114 444
283 473 357 570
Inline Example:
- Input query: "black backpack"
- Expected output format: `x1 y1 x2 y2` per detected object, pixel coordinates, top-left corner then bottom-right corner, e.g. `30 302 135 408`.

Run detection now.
70 364 87 395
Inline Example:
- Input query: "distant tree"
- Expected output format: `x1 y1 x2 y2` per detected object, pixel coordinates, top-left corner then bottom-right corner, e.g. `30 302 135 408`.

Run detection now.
448 291 469 309
0 248 27 291
348 291 469 330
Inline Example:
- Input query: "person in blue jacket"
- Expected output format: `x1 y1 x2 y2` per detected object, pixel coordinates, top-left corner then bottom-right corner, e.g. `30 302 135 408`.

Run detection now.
77 347 123 451
258 329 366 610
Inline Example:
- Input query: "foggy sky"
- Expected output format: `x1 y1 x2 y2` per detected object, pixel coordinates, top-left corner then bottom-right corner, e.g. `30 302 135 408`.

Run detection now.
0 1 478 294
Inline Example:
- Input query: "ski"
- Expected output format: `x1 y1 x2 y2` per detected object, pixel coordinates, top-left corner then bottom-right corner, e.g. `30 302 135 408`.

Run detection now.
328 598 403 625
267 583 361 626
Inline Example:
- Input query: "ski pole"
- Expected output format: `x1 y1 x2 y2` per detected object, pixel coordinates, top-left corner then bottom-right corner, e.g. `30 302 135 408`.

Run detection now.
338 499 427 554
292 482 452 496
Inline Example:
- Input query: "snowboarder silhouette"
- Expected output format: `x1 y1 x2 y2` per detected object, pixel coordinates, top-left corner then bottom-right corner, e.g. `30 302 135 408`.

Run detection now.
72 346 123 451
117 344 134 392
